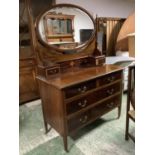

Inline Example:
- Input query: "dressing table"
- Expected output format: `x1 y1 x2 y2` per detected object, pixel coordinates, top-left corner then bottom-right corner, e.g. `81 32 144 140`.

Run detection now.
33 4 123 152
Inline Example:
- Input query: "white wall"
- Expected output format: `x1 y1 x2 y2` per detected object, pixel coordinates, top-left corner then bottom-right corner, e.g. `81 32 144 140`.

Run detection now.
56 0 135 18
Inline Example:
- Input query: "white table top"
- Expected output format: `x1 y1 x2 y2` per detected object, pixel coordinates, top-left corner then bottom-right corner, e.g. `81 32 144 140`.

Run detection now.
106 56 135 65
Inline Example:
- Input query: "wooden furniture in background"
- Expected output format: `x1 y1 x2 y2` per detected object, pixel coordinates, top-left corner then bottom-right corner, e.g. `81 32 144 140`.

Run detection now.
19 0 40 104
44 13 75 43
19 0 56 104
128 33 135 57
125 64 135 142
115 12 135 52
29 0 56 20
97 17 125 56
37 64 123 151
19 47 39 103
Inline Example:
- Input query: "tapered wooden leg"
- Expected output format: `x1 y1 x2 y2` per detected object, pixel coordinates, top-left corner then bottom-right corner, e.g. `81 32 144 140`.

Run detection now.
41 102 48 134
41 102 51 134
125 116 129 140
44 121 48 134
43 121 52 134
118 106 121 119
63 135 68 152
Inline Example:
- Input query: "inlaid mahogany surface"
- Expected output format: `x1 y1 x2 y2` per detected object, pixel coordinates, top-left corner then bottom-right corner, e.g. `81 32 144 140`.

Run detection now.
37 64 122 89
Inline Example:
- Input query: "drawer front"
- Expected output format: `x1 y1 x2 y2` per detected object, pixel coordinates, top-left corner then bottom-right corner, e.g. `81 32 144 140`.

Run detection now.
46 67 60 76
93 83 121 101
64 80 96 99
66 82 121 115
99 71 122 86
91 96 120 119
66 94 95 115
68 111 91 132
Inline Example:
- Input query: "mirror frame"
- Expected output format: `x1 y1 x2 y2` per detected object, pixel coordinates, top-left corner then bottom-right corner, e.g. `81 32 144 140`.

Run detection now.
35 3 96 53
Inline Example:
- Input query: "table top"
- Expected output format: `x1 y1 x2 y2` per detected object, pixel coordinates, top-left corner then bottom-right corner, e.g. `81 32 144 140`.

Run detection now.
37 64 123 89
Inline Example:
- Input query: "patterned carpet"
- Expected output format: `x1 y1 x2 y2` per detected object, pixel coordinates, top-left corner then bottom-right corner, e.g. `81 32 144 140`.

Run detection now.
19 94 135 155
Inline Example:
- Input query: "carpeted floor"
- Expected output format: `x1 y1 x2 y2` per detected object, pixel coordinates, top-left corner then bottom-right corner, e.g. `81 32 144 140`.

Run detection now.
19 94 135 155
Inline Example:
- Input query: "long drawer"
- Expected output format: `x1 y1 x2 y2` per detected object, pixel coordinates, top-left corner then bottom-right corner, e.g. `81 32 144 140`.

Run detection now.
66 82 121 115
67 95 120 132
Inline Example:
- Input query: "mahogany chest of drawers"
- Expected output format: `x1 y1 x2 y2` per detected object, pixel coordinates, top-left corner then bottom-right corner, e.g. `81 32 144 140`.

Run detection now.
37 64 123 152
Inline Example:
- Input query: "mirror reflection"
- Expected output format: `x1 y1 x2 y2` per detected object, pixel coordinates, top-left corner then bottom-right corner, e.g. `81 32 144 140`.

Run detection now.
37 5 95 52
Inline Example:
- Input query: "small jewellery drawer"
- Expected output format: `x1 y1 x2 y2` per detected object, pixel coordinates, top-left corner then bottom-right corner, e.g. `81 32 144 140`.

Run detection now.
64 80 96 98
99 71 121 86
91 96 120 119
68 111 91 132
46 67 60 76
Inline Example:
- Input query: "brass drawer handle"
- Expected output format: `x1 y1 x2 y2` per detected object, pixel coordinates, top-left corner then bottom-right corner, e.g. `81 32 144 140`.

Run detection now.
79 115 88 123
78 100 87 108
107 102 114 108
51 69 57 73
107 88 114 95
47 69 58 75
78 86 87 93
107 76 115 82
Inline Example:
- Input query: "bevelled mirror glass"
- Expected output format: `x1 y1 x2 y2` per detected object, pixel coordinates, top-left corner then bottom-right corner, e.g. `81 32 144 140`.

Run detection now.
36 4 95 54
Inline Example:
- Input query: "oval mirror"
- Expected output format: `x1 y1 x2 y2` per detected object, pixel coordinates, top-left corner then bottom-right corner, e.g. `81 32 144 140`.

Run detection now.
36 4 95 54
